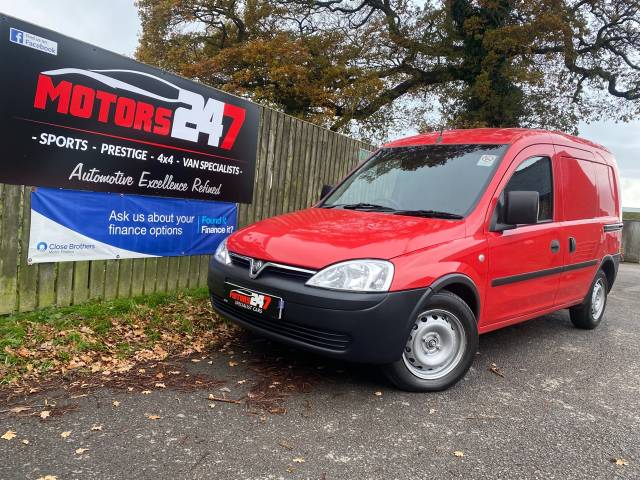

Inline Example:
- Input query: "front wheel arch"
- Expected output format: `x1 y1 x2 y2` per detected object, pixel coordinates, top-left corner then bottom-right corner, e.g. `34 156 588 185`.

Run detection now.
427 273 480 321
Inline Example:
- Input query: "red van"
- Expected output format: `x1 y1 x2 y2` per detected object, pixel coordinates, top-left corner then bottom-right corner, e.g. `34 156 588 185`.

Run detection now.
208 128 623 391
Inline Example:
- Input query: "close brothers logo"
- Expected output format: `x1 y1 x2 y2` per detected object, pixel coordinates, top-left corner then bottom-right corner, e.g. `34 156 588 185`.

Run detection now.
36 241 47 251
32 69 247 151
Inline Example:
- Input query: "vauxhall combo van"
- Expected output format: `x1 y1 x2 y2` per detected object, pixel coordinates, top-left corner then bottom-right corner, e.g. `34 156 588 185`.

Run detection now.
208 128 622 391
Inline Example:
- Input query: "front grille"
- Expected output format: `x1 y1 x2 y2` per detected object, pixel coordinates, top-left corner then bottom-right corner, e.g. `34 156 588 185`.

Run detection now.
212 296 351 351
229 253 316 281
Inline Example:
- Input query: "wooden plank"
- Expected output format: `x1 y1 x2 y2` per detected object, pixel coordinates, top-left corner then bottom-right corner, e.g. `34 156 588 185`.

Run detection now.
143 258 158 295
166 256 180 292
56 262 73 307
130 258 145 296
155 257 168 293
104 260 119 300
72 261 90 305
116 259 132 298
18 186 38 312
188 255 200 289
89 260 106 300
261 110 281 221
177 256 190 289
296 122 312 210
37 263 56 308
199 255 209 287
291 119 307 212
268 113 286 217
280 116 298 214
0 185 22 314
305 125 321 206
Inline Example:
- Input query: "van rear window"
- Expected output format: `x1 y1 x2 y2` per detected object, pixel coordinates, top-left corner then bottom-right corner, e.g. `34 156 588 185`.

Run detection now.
322 144 507 217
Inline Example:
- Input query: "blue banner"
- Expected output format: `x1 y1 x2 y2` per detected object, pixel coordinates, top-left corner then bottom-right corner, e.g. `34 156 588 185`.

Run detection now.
28 187 237 263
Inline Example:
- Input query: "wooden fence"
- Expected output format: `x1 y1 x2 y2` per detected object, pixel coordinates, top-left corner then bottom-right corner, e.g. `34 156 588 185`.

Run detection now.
0 107 373 314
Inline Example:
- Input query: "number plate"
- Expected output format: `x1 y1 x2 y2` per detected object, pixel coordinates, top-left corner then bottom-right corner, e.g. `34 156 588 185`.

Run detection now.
223 282 284 319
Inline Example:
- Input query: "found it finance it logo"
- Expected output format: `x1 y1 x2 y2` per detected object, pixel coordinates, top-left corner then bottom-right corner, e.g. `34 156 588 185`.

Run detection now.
229 288 272 313
32 69 246 150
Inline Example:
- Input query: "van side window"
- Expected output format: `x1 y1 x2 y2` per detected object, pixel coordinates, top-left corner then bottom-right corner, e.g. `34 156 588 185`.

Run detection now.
498 156 554 223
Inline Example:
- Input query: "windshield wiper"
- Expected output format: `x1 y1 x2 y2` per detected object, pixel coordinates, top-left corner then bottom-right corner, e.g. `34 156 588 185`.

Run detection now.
393 209 464 219
329 203 396 211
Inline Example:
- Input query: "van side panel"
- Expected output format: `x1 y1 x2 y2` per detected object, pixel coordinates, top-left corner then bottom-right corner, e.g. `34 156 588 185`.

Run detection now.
554 149 602 305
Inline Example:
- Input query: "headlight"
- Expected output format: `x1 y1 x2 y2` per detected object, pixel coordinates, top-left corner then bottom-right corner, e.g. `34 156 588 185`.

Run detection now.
306 260 394 292
214 238 232 265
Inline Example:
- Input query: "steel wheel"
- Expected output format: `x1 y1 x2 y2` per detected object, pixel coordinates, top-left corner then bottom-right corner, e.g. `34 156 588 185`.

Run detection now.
591 277 606 319
402 308 466 380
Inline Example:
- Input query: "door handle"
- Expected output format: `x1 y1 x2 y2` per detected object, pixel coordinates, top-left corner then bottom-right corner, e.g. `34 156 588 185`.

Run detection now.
550 240 560 253
569 237 576 253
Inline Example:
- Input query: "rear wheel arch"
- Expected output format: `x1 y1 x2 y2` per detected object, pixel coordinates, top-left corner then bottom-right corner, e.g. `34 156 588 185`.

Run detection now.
599 256 616 292
428 274 480 321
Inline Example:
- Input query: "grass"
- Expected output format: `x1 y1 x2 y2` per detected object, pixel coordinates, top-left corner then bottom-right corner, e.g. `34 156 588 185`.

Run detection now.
0 287 221 386
623 211 640 221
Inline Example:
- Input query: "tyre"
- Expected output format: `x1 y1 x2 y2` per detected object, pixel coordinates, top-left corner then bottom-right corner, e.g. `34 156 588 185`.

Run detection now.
569 269 608 330
381 291 478 392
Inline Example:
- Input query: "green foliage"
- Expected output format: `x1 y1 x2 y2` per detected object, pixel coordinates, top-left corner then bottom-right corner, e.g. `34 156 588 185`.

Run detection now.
135 1 640 142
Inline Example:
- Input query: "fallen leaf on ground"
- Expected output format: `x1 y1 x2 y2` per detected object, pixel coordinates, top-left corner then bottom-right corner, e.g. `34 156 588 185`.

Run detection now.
60 431 71 438
488 363 505 378
146 414 161 420
453 451 465 457
2 430 17 440
228 361 238 367
208 403 216 409
612 458 629 466
155 383 166 389
429 408 436 414
91 425 103 431
374 391 383 396
75 448 89 455
17 346 30 358
219 387 231 393
39 411 51 419
141 390 151 395
191 359 201 363
279 441 293 450
9 406 30 414
112 400 120 407
169 371 181 375
237 380 247 384
21 439 29 445
37 476 57 480
292 457 305 463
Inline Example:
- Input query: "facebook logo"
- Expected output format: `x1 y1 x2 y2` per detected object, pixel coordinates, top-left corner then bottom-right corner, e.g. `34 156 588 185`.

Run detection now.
9 28 24 45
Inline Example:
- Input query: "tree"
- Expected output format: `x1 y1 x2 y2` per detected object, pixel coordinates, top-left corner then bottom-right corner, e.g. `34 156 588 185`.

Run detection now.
136 0 640 142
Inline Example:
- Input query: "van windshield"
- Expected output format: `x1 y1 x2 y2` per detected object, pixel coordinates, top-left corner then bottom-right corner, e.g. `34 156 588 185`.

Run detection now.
321 144 508 218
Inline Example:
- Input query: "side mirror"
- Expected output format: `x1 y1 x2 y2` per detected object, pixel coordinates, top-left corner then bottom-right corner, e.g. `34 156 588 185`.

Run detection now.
320 184 334 199
505 190 539 226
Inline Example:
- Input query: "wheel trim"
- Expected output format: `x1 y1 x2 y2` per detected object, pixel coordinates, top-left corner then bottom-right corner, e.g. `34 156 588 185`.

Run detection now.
402 309 466 380
591 278 605 319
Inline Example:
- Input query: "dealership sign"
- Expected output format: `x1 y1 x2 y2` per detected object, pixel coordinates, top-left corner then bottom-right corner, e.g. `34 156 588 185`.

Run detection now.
0 15 259 203
28 187 237 264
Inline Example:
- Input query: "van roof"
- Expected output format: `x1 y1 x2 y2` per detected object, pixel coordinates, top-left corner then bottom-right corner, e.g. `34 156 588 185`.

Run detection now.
383 128 610 153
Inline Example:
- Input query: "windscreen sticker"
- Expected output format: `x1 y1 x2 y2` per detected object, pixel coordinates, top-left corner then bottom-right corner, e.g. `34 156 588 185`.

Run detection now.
477 155 497 167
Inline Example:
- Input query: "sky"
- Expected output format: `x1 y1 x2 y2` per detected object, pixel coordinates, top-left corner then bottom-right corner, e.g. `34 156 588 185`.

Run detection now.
2 0 639 208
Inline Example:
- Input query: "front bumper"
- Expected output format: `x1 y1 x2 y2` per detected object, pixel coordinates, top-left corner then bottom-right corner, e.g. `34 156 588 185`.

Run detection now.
208 258 430 364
